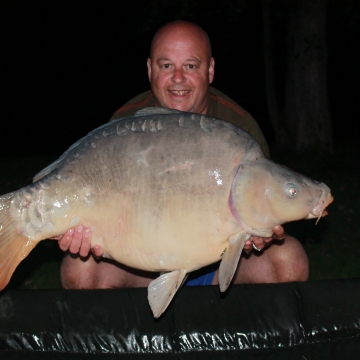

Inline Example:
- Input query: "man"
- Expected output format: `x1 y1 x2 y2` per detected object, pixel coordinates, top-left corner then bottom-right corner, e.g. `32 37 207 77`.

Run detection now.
59 21 309 289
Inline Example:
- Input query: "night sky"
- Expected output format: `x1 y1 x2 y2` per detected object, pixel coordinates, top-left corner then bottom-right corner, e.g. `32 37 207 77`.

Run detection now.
1 1 359 157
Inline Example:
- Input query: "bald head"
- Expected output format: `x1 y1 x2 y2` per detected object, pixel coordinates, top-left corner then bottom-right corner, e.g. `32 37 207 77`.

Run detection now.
150 21 212 61
147 21 215 114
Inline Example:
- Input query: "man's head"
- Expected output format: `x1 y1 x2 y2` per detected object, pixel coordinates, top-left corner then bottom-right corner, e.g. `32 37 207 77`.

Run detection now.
147 21 215 114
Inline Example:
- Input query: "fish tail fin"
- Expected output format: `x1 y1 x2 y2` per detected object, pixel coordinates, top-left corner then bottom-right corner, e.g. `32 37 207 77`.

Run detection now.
0 194 36 291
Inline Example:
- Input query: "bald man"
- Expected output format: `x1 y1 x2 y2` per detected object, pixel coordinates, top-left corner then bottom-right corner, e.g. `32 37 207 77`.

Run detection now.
59 21 309 289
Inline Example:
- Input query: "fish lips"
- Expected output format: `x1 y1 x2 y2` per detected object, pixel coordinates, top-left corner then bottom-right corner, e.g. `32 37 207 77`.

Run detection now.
306 192 334 223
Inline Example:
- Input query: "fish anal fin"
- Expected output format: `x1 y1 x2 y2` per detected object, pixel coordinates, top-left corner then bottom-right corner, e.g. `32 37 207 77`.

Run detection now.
0 195 37 291
218 231 247 292
147 269 188 318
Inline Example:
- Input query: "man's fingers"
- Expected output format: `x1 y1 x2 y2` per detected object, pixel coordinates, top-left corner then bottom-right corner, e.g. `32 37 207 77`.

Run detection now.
243 239 253 253
68 225 84 254
252 237 265 249
92 245 104 258
79 227 92 257
57 225 94 257
241 228 285 255
58 228 75 251
245 235 274 253
252 236 271 250
272 225 285 240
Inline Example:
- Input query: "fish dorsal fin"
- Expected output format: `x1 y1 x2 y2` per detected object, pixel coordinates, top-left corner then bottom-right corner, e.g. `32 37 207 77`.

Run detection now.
134 107 182 117
218 231 247 292
33 157 65 182
33 118 123 183
33 164 55 182
32 136 86 182
147 269 188 318
33 108 182 183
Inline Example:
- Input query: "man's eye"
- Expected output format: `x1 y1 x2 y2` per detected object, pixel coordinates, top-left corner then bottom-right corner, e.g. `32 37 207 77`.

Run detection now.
161 64 171 69
187 64 196 69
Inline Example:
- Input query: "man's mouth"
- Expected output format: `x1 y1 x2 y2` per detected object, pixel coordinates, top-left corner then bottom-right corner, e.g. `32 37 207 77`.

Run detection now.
169 90 190 96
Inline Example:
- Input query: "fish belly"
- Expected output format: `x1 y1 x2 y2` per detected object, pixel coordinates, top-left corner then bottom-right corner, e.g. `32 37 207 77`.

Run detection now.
82 190 239 273
6 113 249 277
8 175 239 275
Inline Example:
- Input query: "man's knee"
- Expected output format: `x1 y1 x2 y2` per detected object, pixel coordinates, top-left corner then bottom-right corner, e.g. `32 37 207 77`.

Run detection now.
60 254 99 289
268 235 309 282
233 235 309 284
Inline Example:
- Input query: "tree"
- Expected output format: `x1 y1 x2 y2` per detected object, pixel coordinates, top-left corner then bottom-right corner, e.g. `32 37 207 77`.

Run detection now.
263 0 333 153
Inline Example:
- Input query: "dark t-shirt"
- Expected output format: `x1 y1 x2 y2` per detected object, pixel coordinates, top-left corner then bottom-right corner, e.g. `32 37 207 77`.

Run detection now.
110 87 270 157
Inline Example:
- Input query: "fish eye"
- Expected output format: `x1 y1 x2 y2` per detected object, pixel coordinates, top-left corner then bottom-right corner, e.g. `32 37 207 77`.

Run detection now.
285 183 299 197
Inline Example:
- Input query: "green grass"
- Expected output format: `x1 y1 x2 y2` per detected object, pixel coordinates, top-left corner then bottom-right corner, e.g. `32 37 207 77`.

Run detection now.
0 140 359 289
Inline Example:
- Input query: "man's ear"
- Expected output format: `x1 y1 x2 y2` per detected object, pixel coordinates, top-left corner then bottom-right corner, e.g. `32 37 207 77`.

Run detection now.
209 57 215 84
147 58 152 82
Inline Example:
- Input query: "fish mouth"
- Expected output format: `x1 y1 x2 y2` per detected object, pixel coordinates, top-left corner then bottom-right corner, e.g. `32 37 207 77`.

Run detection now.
306 191 334 224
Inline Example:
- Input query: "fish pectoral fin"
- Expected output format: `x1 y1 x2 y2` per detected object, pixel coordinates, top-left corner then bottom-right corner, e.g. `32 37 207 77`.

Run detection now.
147 269 188 318
218 231 247 292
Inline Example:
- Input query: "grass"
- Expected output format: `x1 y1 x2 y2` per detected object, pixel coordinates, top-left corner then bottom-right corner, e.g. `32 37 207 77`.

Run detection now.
0 140 359 290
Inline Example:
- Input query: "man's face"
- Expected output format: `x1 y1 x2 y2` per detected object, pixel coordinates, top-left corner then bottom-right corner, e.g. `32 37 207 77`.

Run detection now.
147 29 215 114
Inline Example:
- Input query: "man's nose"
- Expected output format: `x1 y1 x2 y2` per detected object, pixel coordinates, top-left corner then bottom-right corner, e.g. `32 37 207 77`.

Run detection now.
171 68 186 83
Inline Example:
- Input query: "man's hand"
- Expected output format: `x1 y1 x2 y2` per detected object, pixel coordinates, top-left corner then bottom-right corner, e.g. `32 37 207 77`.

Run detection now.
55 224 285 257
54 226 103 258
244 225 285 253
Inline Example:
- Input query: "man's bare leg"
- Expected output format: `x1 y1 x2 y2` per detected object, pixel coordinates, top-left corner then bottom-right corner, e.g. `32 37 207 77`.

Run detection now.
58 226 156 288
59 227 308 289
60 253 156 289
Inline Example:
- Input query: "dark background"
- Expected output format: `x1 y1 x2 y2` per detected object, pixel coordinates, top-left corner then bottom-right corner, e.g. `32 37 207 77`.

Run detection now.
1 0 359 157
0 1 359 286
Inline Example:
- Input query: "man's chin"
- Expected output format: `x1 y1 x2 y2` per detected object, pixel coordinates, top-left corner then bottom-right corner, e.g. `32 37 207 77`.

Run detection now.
163 103 192 112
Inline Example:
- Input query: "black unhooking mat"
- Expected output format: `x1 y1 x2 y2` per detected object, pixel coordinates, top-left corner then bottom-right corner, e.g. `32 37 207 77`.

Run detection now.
0 279 360 359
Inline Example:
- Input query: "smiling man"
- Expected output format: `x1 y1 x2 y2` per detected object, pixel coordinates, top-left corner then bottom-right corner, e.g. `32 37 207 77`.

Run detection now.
59 21 309 289
147 21 214 114
109 21 269 156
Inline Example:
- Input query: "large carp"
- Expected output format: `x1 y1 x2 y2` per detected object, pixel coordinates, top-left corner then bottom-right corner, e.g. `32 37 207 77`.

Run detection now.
0 108 333 317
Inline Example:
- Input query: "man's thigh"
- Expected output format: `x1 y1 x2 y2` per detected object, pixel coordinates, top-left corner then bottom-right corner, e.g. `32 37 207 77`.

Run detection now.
60 253 156 289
